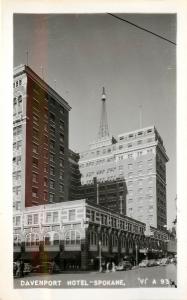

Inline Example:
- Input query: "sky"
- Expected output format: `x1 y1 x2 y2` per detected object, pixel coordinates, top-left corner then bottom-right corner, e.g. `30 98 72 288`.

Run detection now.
13 13 176 228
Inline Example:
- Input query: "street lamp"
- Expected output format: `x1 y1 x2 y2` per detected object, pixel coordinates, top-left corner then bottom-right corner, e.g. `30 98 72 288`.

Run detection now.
135 244 138 266
98 240 102 272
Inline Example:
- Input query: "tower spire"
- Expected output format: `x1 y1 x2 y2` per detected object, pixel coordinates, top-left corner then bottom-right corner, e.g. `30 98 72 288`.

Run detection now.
97 87 110 140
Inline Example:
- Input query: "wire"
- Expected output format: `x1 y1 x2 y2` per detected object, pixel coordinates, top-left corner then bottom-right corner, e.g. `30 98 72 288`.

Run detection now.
108 13 176 46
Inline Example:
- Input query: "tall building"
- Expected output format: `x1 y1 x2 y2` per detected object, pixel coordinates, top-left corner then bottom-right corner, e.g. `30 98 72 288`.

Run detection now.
13 65 71 210
68 149 81 200
79 89 169 229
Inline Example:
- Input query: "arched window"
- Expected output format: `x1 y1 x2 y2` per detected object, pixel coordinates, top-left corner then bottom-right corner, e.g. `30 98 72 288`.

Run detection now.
44 233 51 245
112 235 118 247
13 234 21 246
121 236 126 249
65 230 81 245
53 232 60 245
101 233 108 247
25 233 39 246
89 231 97 246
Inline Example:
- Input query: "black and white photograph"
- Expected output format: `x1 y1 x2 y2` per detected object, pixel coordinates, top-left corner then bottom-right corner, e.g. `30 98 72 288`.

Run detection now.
12 12 177 289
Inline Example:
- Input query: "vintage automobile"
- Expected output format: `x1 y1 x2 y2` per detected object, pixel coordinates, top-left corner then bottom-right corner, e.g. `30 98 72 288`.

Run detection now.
116 261 132 271
138 259 149 268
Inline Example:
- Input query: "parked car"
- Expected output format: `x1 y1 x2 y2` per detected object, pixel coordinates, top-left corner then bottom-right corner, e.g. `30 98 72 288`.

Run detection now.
139 260 149 268
23 263 32 275
32 262 61 274
159 258 169 266
116 261 132 271
147 259 158 267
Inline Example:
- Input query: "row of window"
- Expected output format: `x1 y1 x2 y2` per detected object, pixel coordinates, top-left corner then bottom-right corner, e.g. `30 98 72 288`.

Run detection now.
119 128 153 141
80 145 154 160
87 210 144 234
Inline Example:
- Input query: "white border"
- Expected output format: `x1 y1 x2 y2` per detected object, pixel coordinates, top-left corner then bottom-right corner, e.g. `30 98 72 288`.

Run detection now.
1 1 187 300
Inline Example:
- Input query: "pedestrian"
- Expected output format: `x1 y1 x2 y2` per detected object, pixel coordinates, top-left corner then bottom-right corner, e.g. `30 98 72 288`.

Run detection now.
16 260 21 278
106 262 110 272
111 262 116 272
20 259 24 277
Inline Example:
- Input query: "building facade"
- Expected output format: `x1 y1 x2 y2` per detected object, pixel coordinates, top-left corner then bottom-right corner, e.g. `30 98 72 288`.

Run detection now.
13 199 171 270
79 90 169 229
68 149 82 201
13 65 71 210
78 177 127 214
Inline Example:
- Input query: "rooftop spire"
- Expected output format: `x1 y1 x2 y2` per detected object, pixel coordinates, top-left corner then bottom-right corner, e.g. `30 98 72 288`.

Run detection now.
97 87 110 140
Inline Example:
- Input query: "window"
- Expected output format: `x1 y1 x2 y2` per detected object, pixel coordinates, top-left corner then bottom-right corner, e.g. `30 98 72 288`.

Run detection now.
59 146 64 155
44 192 47 201
128 181 133 187
128 172 133 178
44 177 48 187
101 233 108 247
17 140 22 150
50 166 55 176
50 141 55 151
49 193 54 202
33 214 38 224
15 216 21 226
17 126 22 135
148 159 153 167
59 159 64 167
59 134 64 143
59 184 64 192
32 188 38 198
46 213 52 223
33 144 38 154
32 158 38 168
53 212 58 222
59 120 64 131
128 163 133 170
137 140 142 145
65 230 81 245
60 107 65 114
33 128 39 138
137 151 142 157
112 235 118 247
53 233 60 245
33 114 39 124
50 153 55 162
50 180 55 189
44 164 48 173
69 209 76 221
50 112 55 122
27 215 32 225
138 131 143 135
44 233 51 245
89 231 97 246
32 173 38 183
128 153 133 159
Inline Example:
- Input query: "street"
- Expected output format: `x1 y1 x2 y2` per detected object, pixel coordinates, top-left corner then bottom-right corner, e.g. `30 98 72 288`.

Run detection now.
14 264 177 289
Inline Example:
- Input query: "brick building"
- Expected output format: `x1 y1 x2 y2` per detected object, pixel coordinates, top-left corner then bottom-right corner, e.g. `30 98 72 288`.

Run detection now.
13 65 71 210
13 199 172 270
